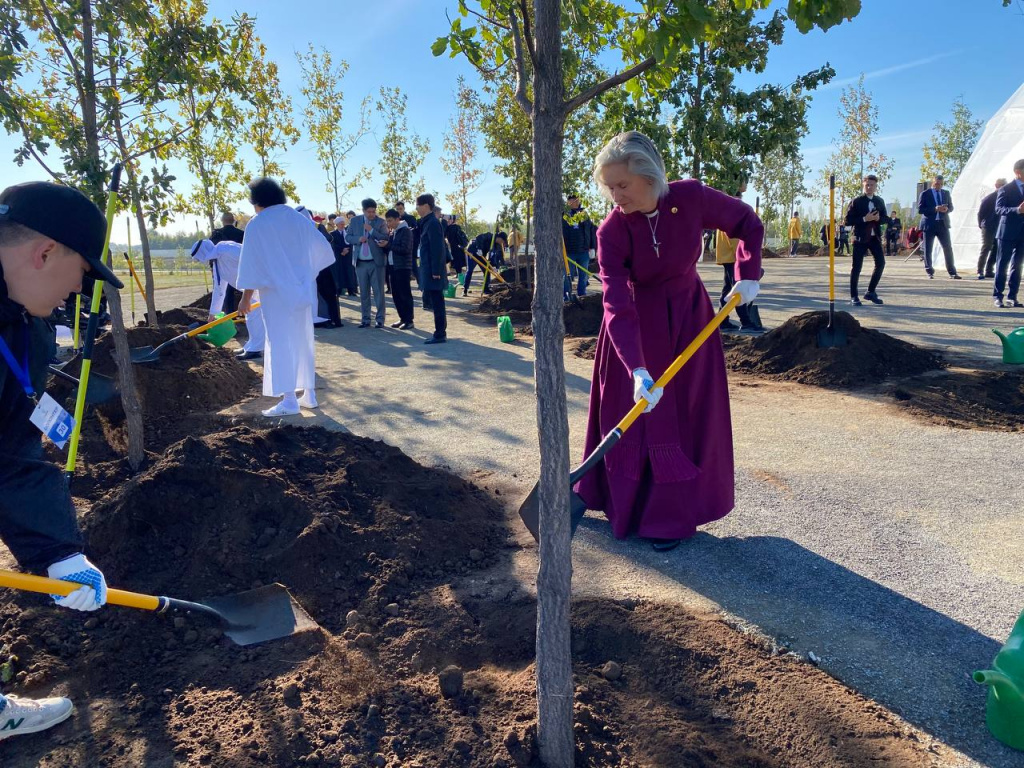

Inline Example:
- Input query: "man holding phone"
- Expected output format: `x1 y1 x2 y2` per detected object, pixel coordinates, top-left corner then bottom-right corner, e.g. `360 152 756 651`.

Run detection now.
918 174 961 279
845 174 890 305
345 198 390 328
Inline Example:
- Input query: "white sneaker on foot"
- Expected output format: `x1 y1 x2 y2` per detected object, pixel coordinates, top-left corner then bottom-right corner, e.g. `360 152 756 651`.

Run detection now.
297 390 318 409
262 396 300 417
0 695 74 740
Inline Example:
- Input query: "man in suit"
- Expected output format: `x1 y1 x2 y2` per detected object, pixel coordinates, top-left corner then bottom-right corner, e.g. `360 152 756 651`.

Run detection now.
977 178 1006 280
993 159 1024 308
416 194 448 344
211 211 244 244
844 174 890 305
885 213 901 256
345 198 390 328
918 174 961 279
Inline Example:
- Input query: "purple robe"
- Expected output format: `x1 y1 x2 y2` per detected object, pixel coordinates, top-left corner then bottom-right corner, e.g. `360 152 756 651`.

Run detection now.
576 180 762 540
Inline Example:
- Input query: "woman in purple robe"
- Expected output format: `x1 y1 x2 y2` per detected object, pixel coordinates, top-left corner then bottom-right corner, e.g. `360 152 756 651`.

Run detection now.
576 132 763 551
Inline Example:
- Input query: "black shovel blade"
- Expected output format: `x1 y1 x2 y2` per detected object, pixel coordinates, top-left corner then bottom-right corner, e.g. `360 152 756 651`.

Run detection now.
129 345 160 364
816 327 848 348
202 584 318 647
518 482 588 542
47 366 119 405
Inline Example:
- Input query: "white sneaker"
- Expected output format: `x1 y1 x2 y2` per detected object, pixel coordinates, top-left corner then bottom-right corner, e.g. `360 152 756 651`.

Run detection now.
261 397 300 417
0 695 74 740
297 390 318 410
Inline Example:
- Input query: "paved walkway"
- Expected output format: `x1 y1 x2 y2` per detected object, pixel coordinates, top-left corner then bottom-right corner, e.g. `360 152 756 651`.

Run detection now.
173 259 1020 766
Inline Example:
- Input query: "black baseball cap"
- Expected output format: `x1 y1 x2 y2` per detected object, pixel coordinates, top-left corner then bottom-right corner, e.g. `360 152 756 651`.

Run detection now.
0 181 123 289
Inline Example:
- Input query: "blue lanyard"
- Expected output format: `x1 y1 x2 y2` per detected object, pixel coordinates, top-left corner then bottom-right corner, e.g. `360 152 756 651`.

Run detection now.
0 325 35 402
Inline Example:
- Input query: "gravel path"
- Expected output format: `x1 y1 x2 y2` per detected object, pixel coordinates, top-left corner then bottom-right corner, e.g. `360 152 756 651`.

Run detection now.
171 261 1020 766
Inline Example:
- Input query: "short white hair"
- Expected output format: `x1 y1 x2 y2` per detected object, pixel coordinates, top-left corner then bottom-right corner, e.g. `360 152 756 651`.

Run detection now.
593 131 669 203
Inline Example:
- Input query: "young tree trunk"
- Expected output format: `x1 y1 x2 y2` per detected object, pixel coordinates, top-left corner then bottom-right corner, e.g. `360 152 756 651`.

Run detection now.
102 276 145 471
531 2 574 766
126 175 159 325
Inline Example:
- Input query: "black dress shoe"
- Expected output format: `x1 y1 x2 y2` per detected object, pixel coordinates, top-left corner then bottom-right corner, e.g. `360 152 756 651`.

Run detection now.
978 274 986 280
985 272 995 278
863 292 883 305
424 336 447 345
1012 301 1024 308
358 322 370 328
236 350 263 360
927 271 934 279
650 538 681 552
390 321 404 328
399 322 415 330
950 273 962 280
850 297 862 306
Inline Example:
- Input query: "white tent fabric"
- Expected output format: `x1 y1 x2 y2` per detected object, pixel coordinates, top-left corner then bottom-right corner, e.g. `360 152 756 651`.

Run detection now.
949 82 1024 273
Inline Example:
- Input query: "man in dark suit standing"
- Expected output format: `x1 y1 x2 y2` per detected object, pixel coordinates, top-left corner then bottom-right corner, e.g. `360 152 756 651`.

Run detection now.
844 174 889 305
918 174 961 279
977 178 1006 280
993 159 1024 308
211 212 244 244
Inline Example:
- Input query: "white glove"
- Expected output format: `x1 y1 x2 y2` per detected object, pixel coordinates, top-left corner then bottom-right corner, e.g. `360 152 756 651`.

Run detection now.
632 368 663 414
726 279 759 306
47 553 107 612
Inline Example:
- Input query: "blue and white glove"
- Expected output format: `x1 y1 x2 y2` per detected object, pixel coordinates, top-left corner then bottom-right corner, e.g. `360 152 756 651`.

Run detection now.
632 368 663 414
47 554 107 612
725 279 760 306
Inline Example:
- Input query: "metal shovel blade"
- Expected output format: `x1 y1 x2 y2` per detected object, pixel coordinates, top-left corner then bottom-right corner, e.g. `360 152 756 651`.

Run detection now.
816 326 848 348
47 366 119 404
197 584 318 647
518 482 587 542
129 344 165 364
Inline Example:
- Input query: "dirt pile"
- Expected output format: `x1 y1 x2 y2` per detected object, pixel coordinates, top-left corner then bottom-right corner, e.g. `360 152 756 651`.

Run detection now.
186 292 213 310
158 306 210 327
564 294 603 337
891 369 1024 431
476 284 533 315
726 311 944 388
477 286 604 338
571 337 598 360
794 242 818 256
762 246 781 259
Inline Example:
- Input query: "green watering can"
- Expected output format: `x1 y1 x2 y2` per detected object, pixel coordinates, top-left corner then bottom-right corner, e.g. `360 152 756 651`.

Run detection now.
444 282 457 299
497 315 515 343
975 608 1024 751
992 327 1024 365
457 271 466 286
198 312 237 347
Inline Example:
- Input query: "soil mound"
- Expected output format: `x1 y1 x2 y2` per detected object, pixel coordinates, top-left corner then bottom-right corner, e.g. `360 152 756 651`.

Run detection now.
476 284 533 314
891 369 1024 431
794 242 817 256
571 337 597 360
564 294 603 337
762 246 781 259
726 311 943 388
159 306 210 327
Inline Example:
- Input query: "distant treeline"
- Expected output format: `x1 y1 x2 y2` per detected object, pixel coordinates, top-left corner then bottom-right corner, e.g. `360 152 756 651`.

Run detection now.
110 229 207 252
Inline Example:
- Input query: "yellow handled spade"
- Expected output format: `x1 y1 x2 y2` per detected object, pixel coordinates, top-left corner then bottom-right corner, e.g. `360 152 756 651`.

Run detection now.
129 303 260 364
518 294 742 541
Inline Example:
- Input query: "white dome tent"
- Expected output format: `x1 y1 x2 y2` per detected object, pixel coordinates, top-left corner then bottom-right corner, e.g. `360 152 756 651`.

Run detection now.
949 82 1024 274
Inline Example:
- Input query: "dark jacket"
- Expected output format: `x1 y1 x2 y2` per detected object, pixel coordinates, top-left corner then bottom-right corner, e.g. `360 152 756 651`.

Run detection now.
0 265 84 572
211 224 244 244
918 187 953 231
995 179 1024 242
978 190 999 231
400 213 419 258
330 229 351 261
446 223 468 269
387 223 415 271
844 195 889 242
418 214 447 290
562 207 596 254
887 216 902 238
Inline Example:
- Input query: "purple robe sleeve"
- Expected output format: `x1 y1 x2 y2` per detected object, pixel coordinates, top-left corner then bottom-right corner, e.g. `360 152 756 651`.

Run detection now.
700 185 763 282
596 214 646 373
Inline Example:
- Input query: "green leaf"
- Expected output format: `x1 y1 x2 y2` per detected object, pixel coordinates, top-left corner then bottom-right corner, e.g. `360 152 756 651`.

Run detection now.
431 37 449 57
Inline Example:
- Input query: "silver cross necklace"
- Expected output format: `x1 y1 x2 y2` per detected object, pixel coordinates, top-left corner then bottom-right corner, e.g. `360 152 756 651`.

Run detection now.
645 209 661 257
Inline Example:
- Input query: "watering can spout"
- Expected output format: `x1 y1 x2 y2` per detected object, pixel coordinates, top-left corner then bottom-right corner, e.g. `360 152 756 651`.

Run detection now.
975 669 1024 702
992 328 1008 343
992 327 1024 364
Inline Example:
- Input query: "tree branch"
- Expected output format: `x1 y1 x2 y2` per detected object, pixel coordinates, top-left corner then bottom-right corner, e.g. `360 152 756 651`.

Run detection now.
563 57 657 114
460 3 509 30
509 11 533 115
518 0 536 66
37 0 84 90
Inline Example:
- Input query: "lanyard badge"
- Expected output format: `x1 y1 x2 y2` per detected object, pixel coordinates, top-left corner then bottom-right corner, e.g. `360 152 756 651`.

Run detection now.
0 326 75 449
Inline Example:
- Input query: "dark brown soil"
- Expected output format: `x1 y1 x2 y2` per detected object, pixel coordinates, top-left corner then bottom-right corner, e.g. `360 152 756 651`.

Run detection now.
890 368 1024 431
159 306 211 327
0 425 941 767
762 246 781 259
186 292 213 310
480 287 604 339
571 338 597 360
725 311 944 388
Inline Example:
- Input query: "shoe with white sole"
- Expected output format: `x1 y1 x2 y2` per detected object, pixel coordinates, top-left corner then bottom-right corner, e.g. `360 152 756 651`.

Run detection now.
0 695 74 740
262 397 300 417
298 391 319 410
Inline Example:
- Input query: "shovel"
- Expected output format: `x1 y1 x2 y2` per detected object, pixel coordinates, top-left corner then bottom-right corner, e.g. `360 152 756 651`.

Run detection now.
817 173 847 348
130 303 259 364
0 570 317 647
48 365 118 405
519 293 742 541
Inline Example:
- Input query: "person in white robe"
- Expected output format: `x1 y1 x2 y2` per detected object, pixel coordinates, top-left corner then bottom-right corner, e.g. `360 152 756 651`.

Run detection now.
236 178 334 417
190 239 265 359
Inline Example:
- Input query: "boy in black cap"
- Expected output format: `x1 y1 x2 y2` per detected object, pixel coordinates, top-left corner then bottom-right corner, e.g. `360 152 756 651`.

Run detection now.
0 180 123 740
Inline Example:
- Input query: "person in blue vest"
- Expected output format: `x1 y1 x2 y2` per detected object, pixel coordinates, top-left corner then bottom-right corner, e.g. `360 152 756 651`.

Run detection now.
0 181 122 740
917 174 961 279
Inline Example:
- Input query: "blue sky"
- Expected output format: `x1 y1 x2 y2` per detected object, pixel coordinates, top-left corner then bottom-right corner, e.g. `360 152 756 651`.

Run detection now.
2 0 1023 241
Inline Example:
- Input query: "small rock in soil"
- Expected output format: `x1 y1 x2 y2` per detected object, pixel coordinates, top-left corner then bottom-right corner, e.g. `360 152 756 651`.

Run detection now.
345 610 362 628
469 549 484 562
84 618 99 630
439 665 464 699
354 632 375 648
367 704 380 719
282 683 300 701
601 661 623 681
384 603 400 616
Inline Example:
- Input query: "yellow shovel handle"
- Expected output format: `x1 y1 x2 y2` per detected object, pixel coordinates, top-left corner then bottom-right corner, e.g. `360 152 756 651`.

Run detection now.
188 302 261 338
616 293 742 434
0 569 160 611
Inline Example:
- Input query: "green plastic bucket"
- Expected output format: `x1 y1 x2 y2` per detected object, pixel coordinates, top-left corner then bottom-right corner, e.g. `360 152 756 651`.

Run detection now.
497 315 515 343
